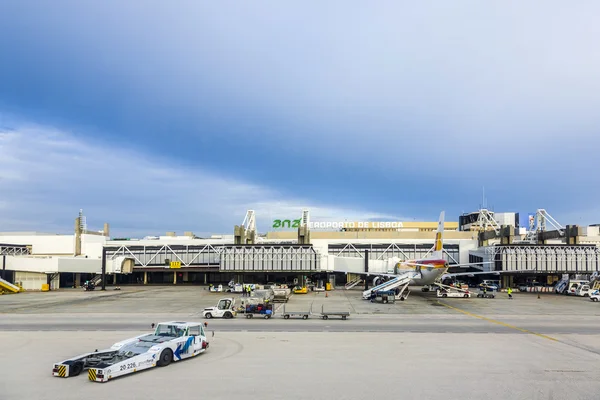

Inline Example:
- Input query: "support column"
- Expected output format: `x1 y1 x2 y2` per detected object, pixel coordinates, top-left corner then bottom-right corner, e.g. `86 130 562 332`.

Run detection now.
2 255 6 281
173 271 177 285
144 271 148 284
113 274 117 284
75 273 81 288
101 247 107 291
364 249 369 290
183 271 189 283
502 275 510 289
204 273 207 285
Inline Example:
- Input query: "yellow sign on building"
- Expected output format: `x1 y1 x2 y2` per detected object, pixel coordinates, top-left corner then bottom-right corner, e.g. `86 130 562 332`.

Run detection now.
170 261 181 269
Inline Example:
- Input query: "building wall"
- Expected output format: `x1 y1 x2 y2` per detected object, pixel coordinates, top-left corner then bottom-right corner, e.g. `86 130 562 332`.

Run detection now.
0 234 74 255
340 221 459 232
81 234 106 259
266 230 477 240
14 271 60 290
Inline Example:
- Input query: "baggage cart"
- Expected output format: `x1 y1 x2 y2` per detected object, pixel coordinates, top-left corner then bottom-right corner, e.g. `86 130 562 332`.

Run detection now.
319 305 349 320
281 304 311 320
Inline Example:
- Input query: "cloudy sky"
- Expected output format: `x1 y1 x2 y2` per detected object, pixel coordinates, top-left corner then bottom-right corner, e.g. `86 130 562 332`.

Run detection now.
0 1 599 237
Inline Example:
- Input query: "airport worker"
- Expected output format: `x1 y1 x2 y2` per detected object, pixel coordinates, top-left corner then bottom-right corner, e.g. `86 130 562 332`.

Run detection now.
507 287 513 299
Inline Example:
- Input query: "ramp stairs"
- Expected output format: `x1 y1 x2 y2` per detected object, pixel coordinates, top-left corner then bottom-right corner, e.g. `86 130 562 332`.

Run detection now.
91 275 102 286
362 272 418 300
344 276 364 290
0 277 22 293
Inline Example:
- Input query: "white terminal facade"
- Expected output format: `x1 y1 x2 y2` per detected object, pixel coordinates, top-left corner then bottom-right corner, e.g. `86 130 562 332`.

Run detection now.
1 208 600 291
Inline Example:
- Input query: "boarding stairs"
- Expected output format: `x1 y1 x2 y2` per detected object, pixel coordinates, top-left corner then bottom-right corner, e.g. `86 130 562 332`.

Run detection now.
90 274 102 286
0 277 22 293
362 271 418 301
345 276 364 290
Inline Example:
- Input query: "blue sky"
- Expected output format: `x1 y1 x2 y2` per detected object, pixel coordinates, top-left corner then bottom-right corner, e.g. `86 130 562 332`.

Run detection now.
0 1 599 237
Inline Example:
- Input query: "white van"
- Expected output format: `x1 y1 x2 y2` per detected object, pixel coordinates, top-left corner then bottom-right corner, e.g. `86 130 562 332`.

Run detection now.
575 284 594 297
566 280 589 295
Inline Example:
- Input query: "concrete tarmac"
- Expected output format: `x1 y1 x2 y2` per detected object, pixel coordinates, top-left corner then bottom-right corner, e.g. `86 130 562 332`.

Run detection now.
1 314 599 336
1 331 600 400
1 285 600 399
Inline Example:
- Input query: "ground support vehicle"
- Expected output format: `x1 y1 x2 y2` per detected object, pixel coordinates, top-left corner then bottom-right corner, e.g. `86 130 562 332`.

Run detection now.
437 288 471 298
575 284 594 297
272 287 292 303
319 305 349 320
589 290 600 302
281 304 311 320
362 272 416 301
480 280 500 291
293 286 308 294
435 282 472 298
244 301 274 319
565 280 589 295
208 284 224 292
476 289 495 298
370 290 396 304
0 277 22 294
202 298 237 319
52 322 209 383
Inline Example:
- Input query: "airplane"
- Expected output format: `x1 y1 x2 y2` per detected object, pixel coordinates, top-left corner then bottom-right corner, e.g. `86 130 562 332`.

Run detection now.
348 211 498 290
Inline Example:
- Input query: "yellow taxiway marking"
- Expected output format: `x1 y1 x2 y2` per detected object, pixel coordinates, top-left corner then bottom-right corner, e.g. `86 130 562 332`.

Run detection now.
436 301 558 342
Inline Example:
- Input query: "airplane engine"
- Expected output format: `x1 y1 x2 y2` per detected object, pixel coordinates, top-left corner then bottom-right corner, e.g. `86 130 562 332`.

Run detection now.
373 276 385 287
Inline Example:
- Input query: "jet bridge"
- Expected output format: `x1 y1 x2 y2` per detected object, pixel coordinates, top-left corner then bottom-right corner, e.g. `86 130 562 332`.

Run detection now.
362 271 419 301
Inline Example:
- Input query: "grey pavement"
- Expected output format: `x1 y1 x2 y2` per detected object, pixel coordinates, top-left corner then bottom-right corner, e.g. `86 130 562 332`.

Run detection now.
1 331 600 400
1 285 600 399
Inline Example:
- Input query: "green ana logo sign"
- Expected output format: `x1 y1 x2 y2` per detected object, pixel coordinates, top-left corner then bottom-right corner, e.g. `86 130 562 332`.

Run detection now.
272 219 302 228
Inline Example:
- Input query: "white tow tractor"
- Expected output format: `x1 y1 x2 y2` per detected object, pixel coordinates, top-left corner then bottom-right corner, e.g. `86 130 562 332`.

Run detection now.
52 321 209 383
589 290 600 302
202 298 237 319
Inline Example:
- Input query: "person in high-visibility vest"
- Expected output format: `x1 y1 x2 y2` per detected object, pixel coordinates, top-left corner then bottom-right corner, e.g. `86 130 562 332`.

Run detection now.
507 287 513 299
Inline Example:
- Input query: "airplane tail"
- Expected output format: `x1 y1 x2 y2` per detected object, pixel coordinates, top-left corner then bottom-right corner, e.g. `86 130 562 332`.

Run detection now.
430 211 445 259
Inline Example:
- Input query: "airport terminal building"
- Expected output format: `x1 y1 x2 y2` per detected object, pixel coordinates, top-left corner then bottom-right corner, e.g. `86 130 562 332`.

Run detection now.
1 209 599 291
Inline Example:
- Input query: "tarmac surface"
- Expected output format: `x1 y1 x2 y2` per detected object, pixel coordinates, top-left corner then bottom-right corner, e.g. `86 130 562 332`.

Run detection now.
1 285 600 399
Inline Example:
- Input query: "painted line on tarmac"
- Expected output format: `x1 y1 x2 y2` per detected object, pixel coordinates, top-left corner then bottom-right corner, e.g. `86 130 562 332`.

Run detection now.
436 301 558 342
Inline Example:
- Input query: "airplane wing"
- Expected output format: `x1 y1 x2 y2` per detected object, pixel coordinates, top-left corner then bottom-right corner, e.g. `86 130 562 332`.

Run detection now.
402 261 494 268
441 269 538 279
343 271 402 278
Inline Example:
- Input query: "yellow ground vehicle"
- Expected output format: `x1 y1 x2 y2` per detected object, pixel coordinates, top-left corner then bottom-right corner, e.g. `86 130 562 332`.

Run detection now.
293 286 308 294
